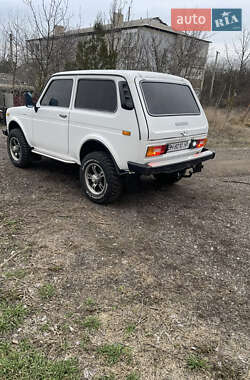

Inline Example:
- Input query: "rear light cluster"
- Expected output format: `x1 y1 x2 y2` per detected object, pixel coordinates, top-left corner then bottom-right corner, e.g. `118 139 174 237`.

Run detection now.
191 138 207 149
146 138 207 158
146 145 166 157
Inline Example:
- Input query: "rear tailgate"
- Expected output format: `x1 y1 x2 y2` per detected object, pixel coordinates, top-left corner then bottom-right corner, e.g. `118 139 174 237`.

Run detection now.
135 77 208 141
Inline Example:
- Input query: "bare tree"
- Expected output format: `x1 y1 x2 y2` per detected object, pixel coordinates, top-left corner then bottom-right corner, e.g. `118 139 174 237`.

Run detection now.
118 29 145 69
105 0 133 68
137 31 173 72
67 0 141 71
24 0 72 91
233 28 250 73
220 28 250 107
202 29 250 108
170 31 208 78
3 16 29 91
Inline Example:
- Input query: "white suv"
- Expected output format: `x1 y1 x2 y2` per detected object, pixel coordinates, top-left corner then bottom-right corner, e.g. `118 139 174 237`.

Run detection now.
3 70 215 204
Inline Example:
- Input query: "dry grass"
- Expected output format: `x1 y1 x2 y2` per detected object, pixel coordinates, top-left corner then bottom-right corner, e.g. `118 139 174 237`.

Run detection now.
205 106 250 147
1 205 249 379
0 116 250 379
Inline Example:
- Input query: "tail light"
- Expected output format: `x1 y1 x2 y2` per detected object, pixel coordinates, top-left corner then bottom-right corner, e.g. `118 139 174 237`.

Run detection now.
191 138 207 149
146 145 167 157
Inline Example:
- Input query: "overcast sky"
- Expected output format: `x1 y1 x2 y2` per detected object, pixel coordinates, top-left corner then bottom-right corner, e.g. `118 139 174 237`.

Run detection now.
1 0 249 62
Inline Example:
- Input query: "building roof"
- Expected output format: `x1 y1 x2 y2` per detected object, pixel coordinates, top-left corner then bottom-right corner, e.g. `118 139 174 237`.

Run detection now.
29 17 211 44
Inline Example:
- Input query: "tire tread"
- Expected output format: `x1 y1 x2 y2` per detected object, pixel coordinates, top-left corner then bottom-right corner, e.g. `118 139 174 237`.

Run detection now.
7 128 31 168
80 151 122 204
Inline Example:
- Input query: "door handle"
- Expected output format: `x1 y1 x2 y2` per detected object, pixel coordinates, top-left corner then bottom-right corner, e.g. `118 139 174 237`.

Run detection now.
59 114 67 119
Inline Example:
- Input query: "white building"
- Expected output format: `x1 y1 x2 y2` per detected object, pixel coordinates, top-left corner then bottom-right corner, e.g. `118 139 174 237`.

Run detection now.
28 16 210 94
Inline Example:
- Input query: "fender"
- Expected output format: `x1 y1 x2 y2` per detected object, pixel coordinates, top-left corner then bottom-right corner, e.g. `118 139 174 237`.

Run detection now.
7 116 33 147
77 134 124 170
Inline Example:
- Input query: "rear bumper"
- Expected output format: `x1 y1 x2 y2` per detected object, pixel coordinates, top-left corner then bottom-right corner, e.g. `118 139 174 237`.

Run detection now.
128 148 215 175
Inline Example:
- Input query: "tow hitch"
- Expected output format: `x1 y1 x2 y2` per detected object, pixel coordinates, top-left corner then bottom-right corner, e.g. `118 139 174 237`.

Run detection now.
183 163 204 178
193 163 203 173
183 170 193 178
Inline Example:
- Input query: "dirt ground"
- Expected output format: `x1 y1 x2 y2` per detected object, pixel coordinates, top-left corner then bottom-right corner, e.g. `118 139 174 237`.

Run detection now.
0 123 249 379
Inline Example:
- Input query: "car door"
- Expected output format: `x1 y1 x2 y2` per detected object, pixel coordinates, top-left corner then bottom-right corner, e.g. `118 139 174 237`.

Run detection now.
32 78 73 157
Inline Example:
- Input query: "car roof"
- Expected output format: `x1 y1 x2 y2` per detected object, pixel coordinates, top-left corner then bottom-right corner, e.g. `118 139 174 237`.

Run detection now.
52 69 187 83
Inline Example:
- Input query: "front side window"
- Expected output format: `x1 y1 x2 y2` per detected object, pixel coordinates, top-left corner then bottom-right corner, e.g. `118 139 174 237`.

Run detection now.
41 79 73 107
141 82 200 116
75 79 117 112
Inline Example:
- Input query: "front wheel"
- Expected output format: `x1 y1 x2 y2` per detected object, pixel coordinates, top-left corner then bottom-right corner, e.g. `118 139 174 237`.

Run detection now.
7 128 32 168
154 171 184 185
80 151 123 204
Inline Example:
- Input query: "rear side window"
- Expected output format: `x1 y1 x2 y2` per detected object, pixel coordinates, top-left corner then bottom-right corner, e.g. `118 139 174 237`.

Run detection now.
41 79 73 107
75 79 117 112
141 82 200 116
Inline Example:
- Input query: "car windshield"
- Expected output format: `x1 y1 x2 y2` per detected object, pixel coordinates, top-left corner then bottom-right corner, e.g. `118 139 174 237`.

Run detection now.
141 81 200 116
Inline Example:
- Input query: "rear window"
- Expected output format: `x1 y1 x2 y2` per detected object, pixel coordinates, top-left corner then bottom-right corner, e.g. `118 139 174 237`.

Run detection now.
141 82 200 116
75 79 117 112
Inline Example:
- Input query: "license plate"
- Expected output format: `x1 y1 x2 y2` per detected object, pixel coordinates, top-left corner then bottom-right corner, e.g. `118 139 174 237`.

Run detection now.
167 140 190 152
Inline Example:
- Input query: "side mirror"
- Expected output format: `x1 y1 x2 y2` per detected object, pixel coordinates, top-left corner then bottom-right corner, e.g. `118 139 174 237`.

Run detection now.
25 91 34 107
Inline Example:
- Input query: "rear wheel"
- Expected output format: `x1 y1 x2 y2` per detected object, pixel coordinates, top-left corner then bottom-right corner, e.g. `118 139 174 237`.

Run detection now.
80 151 122 204
7 128 32 168
154 171 184 185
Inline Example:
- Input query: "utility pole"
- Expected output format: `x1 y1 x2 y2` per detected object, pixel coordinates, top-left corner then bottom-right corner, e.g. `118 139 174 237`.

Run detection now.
209 50 219 100
9 32 16 97
128 6 131 21
9 33 13 64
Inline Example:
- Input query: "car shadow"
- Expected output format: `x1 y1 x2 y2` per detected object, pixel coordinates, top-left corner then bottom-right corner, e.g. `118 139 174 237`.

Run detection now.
28 157 194 206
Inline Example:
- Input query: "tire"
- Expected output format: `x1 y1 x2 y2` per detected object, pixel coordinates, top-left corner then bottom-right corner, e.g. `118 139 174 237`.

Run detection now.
80 151 123 204
7 128 32 168
154 171 184 185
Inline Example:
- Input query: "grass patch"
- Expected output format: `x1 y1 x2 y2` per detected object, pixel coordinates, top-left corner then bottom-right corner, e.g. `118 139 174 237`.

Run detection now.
59 340 70 352
4 269 27 280
3 219 20 234
0 303 27 333
85 297 95 306
84 297 98 312
97 343 132 365
60 323 73 333
4 220 18 228
81 316 101 331
38 284 55 300
97 375 115 380
79 334 91 351
126 373 140 380
187 354 208 371
124 323 136 336
48 265 64 273
0 341 80 379
39 323 50 333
